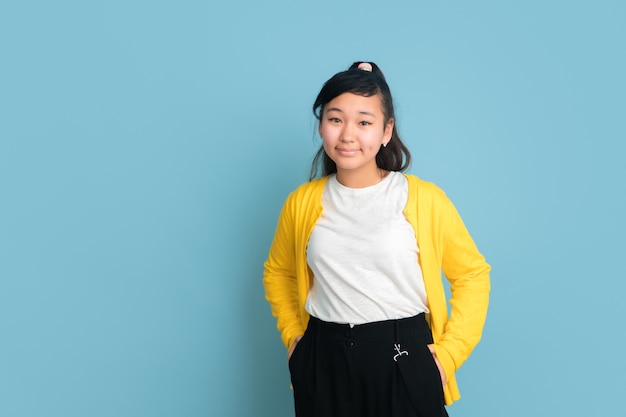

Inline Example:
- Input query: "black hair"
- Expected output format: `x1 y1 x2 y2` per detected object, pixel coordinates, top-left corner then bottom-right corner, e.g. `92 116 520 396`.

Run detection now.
309 61 411 180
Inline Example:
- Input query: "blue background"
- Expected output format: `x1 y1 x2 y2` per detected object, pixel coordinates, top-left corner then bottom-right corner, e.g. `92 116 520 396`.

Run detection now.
1 1 625 416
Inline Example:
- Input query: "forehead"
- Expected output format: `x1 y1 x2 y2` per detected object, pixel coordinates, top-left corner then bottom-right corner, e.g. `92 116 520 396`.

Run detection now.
323 92 384 115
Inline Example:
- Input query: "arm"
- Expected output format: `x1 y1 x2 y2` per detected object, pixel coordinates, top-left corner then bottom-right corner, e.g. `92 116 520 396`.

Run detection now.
432 193 491 383
263 198 306 351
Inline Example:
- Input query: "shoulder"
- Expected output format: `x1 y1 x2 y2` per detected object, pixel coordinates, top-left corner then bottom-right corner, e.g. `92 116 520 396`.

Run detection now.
287 177 327 200
403 173 448 201
281 177 328 214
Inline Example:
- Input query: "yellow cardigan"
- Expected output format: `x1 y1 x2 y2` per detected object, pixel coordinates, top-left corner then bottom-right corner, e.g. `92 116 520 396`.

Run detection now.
263 174 490 405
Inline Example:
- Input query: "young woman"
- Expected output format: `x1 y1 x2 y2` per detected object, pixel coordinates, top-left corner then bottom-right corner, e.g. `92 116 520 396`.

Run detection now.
263 62 490 417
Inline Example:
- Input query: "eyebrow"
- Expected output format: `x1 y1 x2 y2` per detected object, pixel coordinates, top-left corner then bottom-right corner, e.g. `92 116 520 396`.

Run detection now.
325 107 377 117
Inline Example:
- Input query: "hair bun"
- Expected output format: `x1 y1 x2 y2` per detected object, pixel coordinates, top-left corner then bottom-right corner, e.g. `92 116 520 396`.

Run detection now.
357 62 373 72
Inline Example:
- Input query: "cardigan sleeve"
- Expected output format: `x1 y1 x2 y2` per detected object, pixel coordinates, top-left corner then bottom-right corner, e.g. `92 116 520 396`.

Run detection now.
432 189 491 383
263 195 307 350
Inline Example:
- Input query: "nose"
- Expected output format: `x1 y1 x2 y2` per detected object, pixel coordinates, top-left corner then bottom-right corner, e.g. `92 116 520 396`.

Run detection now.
340 123 355 142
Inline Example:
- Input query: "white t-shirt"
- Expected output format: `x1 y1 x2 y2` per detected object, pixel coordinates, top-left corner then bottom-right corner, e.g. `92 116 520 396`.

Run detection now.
305 172 429 325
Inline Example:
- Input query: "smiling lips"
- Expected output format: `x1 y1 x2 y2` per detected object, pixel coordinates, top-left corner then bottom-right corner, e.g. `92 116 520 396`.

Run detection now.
337 148 360 155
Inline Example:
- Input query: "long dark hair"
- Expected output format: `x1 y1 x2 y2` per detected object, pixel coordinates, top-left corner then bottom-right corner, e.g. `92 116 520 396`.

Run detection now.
310 61 411 180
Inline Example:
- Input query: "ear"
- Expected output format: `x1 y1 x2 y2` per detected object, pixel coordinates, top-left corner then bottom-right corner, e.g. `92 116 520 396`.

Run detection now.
383 118 394 145
318 122 322 137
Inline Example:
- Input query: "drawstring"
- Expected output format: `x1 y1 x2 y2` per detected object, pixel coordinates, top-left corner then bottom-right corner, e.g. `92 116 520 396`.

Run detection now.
393 320 409 362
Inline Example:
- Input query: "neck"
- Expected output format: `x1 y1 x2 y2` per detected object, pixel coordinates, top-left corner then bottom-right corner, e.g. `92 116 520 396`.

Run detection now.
335 167 389 188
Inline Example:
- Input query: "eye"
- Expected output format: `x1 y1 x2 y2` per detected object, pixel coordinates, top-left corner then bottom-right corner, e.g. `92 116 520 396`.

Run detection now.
359 121 372 126
328 117 341 123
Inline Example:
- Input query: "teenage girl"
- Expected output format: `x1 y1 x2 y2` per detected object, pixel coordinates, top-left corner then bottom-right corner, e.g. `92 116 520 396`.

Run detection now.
263 61 490 417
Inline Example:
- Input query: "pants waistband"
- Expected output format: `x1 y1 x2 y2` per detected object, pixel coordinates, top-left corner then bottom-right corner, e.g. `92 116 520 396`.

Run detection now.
307 314 431 343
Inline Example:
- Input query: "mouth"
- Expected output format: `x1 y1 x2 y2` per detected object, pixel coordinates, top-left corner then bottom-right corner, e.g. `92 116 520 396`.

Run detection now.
336 148 360 156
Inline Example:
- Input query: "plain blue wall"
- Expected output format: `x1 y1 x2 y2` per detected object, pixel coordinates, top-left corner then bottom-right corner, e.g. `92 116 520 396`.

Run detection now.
1 1 625 416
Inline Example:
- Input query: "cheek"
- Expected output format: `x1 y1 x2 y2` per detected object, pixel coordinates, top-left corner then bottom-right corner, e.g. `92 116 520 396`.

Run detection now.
363 132 384 150
319 123 332 138
320 125 336 145
320 131 333 153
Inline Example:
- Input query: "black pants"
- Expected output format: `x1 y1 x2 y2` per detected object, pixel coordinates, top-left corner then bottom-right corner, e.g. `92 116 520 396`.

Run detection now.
289 314 449 417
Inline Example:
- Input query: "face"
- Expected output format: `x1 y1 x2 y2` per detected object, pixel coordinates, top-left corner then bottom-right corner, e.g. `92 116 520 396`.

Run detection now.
319 92 394 185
